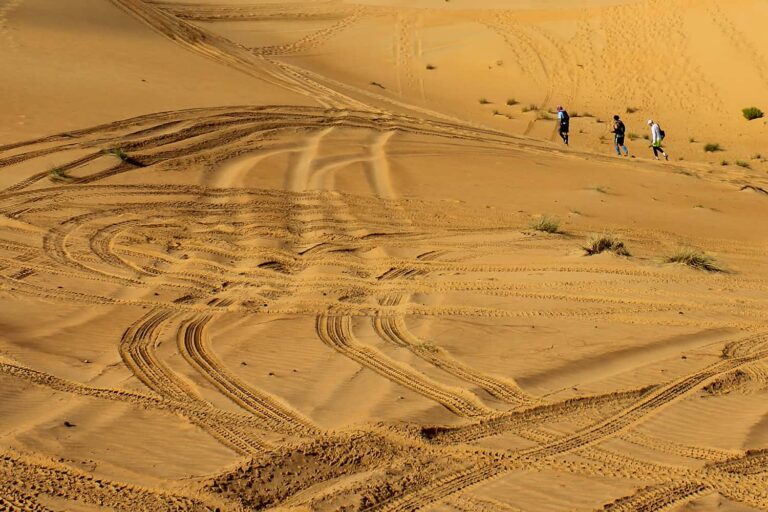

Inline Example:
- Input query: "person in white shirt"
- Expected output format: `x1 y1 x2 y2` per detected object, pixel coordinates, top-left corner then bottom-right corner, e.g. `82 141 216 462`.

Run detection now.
647 120 669 161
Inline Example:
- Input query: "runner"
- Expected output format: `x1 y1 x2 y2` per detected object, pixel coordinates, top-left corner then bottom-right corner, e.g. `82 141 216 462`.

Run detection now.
612 115 629 156
647 119 669 161
557 106 570 146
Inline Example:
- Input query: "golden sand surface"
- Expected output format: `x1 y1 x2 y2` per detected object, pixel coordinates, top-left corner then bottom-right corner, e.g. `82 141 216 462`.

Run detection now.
0 1 766 511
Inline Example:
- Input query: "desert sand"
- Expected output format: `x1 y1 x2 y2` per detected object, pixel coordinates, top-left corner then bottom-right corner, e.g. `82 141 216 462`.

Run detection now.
0 1 767 511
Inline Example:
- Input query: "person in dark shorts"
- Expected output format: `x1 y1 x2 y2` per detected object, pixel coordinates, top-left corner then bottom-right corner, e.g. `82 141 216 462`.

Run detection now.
612 115 629 156
557 106 570 145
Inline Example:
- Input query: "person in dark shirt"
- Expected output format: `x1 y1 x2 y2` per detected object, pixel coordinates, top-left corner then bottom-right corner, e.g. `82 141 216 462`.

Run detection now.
612 115 629 156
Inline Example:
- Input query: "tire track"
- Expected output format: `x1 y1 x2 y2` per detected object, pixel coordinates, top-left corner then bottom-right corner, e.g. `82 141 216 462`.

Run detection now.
316 311 494 418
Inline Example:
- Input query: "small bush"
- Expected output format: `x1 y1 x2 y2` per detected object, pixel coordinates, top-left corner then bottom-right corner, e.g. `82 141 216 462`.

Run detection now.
522 104 539 112
689 137 696 143
370 81 385 89
49 167 72 183
492 109 500 116
583 233 630 256
736 160 751 169
666 248 722 272
109 148 130 161
752 153 763 160
704 143 722 152
425 64 436 70
529 215 561 234
626 107 638 114
721 160 729 166
589 185 608 194
742 107 764 121
506 98 518 106
479 98 491 105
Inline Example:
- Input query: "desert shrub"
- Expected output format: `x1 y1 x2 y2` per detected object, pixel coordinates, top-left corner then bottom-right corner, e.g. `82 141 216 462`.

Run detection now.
522 104 539 112
529 215 560 234
583 233 630 256
626 107 638 114
666 248 722 272
425 64 436 70
736 161 751 169
49 167 72 183
479 98 491 105
742 107 764 120
704 143 722 152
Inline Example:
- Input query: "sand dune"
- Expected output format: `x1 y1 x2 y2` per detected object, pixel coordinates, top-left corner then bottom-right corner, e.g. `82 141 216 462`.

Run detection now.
0 0 767 511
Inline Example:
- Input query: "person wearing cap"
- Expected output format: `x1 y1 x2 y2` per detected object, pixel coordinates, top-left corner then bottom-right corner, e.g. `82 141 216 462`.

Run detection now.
557 106 570 145
647 119 669 161
612 115 629 156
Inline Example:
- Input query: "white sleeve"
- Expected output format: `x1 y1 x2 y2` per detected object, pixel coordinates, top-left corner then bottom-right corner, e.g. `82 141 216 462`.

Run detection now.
651 125 660 143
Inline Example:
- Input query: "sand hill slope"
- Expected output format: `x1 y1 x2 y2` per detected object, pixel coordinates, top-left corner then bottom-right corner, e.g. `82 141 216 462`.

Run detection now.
0 1 767 511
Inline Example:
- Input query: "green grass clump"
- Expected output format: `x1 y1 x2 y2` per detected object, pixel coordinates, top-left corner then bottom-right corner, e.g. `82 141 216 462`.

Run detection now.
742 107 764 121
583 233 630 256
666 248 722 272
529 215 561 234
506 98 518 106
49 167 72 183
704 143 722 152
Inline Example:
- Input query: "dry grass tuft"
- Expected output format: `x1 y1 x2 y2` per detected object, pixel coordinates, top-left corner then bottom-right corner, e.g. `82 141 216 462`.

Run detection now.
529 215 561 234
666 248 723 272
583 233 630 256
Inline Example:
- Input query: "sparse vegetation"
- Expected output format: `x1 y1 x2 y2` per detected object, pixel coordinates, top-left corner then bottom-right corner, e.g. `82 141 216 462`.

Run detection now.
370 81 385 89
704 143 722 152
506 98 518 106
495 60 504 67
689 137 696 143
642 134 650 140
721 160 729 166
589 185 609 194
626 107 638 114
666 248 723 272
492 109 500 116
583 233 630 256
425 64 436 70
752 153 763 160
479 98 491 105
529 215 561 234
628 133 640 141
537 111 553 120
736 160 751 169
522 104 539 112
49 167 72 183
742 107 764 121
109 148 130 161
